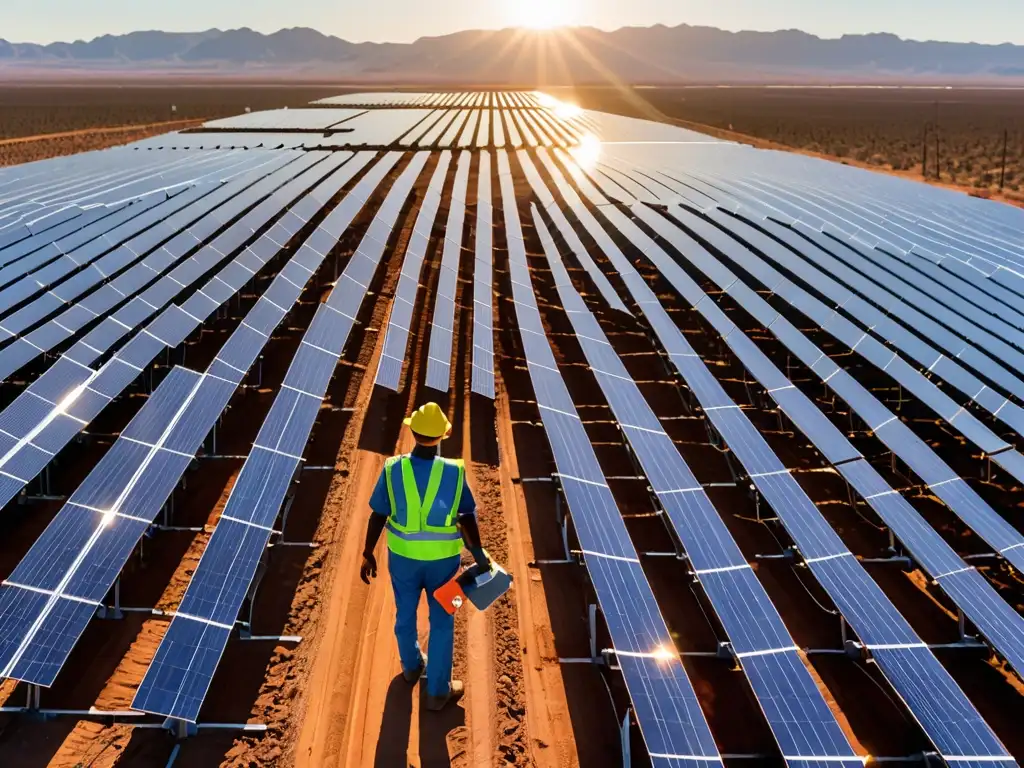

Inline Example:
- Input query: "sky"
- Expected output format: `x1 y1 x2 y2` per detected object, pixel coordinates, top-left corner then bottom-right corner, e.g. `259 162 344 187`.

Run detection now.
6 0 1024 46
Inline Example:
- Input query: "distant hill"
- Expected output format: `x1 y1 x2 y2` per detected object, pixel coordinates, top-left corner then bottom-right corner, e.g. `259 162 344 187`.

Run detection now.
4 24 1024 83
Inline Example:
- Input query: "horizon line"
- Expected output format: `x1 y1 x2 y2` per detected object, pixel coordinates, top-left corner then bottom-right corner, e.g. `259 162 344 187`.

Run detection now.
6 22 1023 50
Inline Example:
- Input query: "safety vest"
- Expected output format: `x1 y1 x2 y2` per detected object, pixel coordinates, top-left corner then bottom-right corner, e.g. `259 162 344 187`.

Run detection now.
384 455 465 561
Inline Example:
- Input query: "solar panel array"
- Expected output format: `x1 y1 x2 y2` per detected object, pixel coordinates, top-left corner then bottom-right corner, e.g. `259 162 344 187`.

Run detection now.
134 151 421 721
314 91 543 109
500 157 721 768
0 90 1020 767
532 205 862 768
203 108 365 131
144 92 591 152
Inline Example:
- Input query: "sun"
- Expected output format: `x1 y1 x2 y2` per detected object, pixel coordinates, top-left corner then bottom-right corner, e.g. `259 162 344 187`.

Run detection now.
506 0 581 30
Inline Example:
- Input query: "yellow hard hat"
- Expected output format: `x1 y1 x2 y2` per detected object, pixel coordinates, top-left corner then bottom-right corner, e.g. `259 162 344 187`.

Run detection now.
403 402 452 439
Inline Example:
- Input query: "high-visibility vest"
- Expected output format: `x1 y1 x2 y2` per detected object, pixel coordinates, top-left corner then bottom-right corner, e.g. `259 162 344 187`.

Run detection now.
384 455 465 561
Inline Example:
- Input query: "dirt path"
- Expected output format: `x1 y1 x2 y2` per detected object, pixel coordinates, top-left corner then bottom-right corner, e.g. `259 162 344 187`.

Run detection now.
0 119 205 147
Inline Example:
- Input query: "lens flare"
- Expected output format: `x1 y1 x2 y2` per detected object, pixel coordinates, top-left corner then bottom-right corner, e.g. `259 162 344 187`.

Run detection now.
570 133 602 171
652 644 677 663
535 92 557 109
554 101 583 120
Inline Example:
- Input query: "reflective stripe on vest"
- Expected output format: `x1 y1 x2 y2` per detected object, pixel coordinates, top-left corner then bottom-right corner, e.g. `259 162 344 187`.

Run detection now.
385 455 464 561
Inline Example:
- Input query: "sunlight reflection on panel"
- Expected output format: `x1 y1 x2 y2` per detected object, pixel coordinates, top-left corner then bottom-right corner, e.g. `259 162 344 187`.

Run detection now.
570 132 602 170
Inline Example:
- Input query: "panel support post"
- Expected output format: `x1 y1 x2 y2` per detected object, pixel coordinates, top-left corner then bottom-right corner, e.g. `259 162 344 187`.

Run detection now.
588 603 598 662
112 576 123 620
278 494 296 542
958 609 966 642
164 717 197 740
26 684 41 711
620 708 632 767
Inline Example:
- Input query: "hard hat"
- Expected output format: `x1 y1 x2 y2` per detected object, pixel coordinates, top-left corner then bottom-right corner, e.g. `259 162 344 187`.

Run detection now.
403 402 452 439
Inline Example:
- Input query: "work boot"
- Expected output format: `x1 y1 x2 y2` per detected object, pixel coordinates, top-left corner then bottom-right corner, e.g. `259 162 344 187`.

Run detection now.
403 655 426 684
425 680 464 711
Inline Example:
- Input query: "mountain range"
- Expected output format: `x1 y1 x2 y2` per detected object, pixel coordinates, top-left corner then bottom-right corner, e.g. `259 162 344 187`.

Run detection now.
3 24 1024 82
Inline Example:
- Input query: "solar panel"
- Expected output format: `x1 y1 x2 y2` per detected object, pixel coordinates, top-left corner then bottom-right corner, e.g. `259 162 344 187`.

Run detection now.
819 220 1024 341
458 111 481 149
476 110 491 148
0 365 202 685
0 203 126 274
0 192 192 320
417 111 459 148
710 208 1024 431
0 153 375 515
423 152 470 392
504 200 721 767
552 151 1013 763
470 152 495 398
46 154 336 360
533 206 860 766
203 108 363 131
134 151 425 723
0 153 310 383
439 112 468 147
517 151 630 314
492 110 506 149
376 153 451 390
504 111 524 149
532 109 574 147
631 203 1024 574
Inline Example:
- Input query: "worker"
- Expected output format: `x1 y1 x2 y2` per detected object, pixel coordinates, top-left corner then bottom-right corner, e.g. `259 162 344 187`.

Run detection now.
360 402 490 711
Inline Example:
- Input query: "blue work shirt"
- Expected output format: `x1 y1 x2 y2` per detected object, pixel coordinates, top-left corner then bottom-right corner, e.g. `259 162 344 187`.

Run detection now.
370 448 476 522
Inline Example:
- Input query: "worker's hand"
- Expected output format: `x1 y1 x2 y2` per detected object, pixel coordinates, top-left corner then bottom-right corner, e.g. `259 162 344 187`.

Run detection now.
360 552 378 584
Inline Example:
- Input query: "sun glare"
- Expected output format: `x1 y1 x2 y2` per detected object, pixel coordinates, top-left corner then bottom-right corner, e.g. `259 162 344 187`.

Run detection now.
507 0 581 30
570 133 602 170
651 644 677 663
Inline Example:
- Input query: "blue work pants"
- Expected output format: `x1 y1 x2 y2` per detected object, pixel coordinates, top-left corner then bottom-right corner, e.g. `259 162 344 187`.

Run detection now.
388 551 460 698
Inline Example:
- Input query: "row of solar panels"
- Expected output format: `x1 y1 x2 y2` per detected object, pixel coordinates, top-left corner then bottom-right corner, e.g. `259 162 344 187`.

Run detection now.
370 149 496 399
0 106 1021 763
138 106 595 152
314 90 544 109
0 147 267 238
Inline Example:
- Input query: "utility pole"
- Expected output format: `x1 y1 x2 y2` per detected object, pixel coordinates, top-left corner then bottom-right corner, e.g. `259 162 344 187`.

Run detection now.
934 101 941 181
1000 128 1009 190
